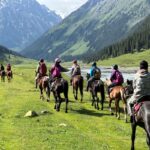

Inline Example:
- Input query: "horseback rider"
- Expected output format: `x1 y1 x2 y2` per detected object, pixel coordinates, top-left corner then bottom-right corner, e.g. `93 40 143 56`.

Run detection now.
107 64 124 96
39 59 47 77
49 58 62 90
70 60 81 85
35 59 47 88
86 62 101 91
6 63 13 78
0 64 5 72
6 64 11 71
127 60 150 118
50 58 62 79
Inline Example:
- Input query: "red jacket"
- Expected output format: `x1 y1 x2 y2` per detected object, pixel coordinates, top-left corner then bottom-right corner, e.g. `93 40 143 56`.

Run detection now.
7 64 11 71
39 63 47 76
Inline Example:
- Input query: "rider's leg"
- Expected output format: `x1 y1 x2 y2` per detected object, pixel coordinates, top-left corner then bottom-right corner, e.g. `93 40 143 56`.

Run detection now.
86 77 94 91
127 96 135 122
70 76 73 86
107 83 116 96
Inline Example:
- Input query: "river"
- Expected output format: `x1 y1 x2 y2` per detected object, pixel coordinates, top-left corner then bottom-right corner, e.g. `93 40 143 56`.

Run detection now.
66 67 137 81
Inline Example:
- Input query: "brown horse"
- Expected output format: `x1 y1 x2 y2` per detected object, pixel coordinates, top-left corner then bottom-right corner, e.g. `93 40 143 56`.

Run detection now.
131 97 150 150
6 70 13 82
0 70 5 82
105 79 127 122
72 75 83 102
37 76 50 102
50 78 69 113
89 79 105 110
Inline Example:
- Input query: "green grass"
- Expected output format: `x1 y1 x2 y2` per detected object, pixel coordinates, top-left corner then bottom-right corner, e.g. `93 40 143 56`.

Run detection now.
0 63 148 150
96 50 150 67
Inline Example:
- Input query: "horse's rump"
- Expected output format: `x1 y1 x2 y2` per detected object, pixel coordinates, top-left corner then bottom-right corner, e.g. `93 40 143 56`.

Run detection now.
109 86 124 100
52 78 68 92
1 71 5 76
38 76 49 88
7 71 12 76
72 75 83 85
134 96 150 121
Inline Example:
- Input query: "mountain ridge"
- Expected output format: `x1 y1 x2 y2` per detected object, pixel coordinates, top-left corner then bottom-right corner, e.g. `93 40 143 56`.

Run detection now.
0 0 62 51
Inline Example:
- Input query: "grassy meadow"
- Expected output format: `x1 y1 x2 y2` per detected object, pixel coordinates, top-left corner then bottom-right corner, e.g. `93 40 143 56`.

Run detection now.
0 63 148 150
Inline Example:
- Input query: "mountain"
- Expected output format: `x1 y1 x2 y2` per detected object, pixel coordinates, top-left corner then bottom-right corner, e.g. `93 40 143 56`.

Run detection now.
0 45 22 61
82 14 150 62
0 0 62 51
22 0 150 60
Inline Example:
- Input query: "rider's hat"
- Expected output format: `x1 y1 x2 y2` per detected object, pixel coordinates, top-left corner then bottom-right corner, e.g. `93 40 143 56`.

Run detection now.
55 58 61 63
92 62 97 66
112 64 118 70
73 59 77 63
40 59 44 63
140 60 148 70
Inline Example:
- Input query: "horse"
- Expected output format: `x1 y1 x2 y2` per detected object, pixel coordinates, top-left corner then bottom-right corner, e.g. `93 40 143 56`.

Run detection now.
124 80 150 149
88 79 105 110
105 79 127 122
0 70 5 82
72 75 83 102
50 77 69 113
130 96 150 150
37 76 50 102
6 70 13 82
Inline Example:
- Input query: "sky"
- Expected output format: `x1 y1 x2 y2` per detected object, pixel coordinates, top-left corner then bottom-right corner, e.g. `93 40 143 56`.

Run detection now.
37 0 88 18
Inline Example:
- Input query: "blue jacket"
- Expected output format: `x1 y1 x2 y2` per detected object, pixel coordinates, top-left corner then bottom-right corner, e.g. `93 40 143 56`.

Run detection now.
90 66 101 77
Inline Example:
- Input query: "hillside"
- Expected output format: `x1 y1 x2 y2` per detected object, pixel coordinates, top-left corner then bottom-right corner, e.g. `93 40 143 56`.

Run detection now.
0 0 62 51
96 50 150 67
22 0 150 60
0 45 35 65
0 45 21 60
83 15 150 62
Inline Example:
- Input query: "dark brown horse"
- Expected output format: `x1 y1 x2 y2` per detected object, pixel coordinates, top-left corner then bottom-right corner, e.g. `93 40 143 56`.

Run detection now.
105 79 127 122
89 79 105 110
72 75 83 102
50 78 69 113
6 70 13 82
0 70 5 82
131 97 150 150
124 80 150 149
37 76 50 102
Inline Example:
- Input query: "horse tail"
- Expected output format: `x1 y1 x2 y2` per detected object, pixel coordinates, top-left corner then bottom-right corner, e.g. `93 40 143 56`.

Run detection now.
79 76 83 96
63 80 69 99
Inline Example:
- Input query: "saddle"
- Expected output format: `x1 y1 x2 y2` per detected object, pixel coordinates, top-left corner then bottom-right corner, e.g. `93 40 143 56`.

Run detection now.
50 77 63 91
132 95 150 122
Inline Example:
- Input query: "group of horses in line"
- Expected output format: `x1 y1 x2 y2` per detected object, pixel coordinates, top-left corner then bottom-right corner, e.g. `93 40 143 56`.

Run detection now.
36 72 150 150
0 70 13 82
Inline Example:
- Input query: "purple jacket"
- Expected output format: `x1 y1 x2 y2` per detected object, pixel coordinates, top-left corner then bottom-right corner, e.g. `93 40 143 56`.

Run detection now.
50 64 61 78
110 69 123 84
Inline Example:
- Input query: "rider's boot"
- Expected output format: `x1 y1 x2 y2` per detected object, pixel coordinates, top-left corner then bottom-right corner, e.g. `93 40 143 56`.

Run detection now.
127 103 134 123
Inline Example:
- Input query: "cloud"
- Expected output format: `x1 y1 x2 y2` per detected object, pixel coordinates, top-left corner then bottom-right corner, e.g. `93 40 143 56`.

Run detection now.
37 0 88 18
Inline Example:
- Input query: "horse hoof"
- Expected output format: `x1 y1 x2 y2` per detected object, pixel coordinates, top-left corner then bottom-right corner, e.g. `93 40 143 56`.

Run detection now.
47 100 50 102
65 110 68 113
111 112 114 115
117 117 120 120
101 107 103 110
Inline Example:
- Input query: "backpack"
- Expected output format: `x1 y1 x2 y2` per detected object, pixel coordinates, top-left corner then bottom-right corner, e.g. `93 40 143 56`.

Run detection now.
73 65 81 75
53 67 61 77
116 71 124 84
93 68 101 79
